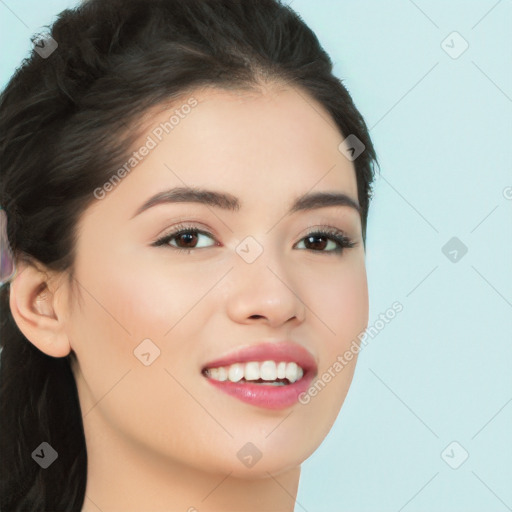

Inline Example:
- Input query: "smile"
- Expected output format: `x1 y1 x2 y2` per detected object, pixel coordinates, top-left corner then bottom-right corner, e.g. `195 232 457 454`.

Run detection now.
201 341 317 410
204 360 304 385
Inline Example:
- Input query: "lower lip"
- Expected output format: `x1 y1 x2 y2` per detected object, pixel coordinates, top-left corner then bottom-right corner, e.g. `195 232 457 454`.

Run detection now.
204 373 314 410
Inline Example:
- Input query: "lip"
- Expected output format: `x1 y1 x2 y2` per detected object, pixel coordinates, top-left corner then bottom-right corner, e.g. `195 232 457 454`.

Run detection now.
202 341 318 410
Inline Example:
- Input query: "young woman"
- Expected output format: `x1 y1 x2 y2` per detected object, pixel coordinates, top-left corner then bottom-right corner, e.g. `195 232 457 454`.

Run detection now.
0 0 378 510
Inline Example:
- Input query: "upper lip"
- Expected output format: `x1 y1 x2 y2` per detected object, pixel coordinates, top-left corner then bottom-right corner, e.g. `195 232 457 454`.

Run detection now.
202 341 318 374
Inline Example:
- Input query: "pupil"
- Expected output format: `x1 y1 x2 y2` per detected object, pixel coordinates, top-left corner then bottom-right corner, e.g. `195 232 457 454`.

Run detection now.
306 235 327 250
178 232 197 247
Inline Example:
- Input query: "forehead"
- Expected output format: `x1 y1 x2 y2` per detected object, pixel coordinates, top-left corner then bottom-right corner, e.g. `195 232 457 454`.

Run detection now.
86 85 359 223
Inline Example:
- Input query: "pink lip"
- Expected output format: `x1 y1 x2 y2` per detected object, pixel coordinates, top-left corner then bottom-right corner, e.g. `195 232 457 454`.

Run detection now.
202 341 318 410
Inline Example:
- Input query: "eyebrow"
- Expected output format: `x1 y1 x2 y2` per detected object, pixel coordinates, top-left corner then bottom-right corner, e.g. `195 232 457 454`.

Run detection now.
131 187 361 219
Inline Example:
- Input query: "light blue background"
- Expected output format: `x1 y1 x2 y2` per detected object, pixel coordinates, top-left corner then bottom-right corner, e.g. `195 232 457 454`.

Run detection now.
1 1 511 511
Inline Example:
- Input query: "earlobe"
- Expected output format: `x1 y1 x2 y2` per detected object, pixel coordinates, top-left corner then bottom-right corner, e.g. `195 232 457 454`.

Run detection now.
8 261 71 358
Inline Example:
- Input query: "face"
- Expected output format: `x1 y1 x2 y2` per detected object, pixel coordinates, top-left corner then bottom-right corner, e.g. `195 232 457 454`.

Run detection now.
66 84 369 477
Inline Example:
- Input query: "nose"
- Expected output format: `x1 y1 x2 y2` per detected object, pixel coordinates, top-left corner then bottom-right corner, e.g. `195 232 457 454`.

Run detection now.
225 256 306 328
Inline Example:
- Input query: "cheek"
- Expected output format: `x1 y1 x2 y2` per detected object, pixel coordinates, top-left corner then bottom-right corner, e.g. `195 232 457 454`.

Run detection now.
306 255 369 352
66 254 172 408
293 256 368 442
67 258 210 451
68 251 216 400
111 244 223 332
78 251 207 341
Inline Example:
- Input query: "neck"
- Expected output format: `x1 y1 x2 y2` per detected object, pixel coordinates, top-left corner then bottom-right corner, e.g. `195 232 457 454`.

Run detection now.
80 410 301 512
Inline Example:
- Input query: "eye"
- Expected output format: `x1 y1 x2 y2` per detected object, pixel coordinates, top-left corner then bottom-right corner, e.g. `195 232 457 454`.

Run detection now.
152 224 218 253
152 224 357 255
294 227 356 255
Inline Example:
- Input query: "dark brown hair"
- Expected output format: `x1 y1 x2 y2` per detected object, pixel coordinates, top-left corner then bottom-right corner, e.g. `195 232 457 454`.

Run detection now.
0 0 378 509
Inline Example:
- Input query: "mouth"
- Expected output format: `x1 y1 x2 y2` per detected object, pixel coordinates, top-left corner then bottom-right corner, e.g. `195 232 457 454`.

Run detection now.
201 342 317 410
203 360 304 385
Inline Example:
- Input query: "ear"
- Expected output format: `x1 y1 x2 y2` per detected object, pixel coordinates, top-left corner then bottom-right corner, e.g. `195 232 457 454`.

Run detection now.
9 260 71 358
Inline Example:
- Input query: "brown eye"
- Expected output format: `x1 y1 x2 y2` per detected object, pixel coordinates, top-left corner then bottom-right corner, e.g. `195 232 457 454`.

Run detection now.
174 232 199 248
303 234 330 251
153 227 217 251
294 228 356 255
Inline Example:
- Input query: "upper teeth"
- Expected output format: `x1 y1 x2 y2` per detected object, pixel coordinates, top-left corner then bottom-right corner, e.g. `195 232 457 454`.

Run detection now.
205 361 304 383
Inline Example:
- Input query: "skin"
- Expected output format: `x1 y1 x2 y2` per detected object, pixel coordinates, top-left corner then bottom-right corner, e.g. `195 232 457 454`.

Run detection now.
9 83 369 511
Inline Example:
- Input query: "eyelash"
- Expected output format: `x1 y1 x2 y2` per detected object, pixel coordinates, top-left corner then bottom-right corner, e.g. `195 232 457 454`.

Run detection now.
152 223 357 255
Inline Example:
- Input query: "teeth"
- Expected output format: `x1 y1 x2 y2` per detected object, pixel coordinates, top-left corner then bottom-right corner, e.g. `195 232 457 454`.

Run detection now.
260 361 277 380
277 361 287 379
208 367 220 380
205 361 305 384
244 362 260 380
227 363 244 382
285 362 298 383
